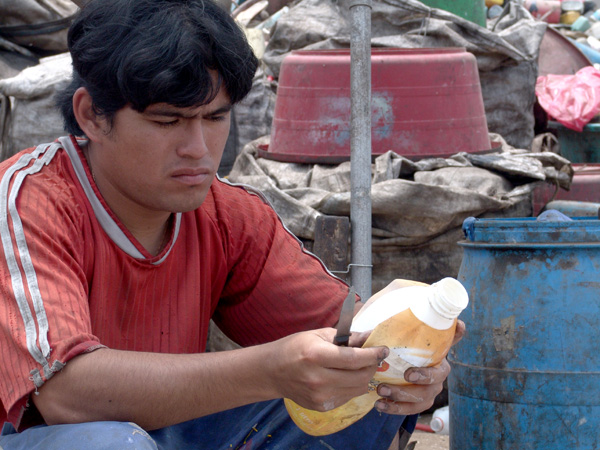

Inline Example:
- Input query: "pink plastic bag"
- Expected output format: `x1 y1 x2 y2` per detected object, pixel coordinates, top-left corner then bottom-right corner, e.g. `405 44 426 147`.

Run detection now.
535 66 600 132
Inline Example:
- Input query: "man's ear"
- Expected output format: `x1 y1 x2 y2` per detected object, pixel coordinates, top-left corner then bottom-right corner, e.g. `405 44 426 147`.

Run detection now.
72 87 107 142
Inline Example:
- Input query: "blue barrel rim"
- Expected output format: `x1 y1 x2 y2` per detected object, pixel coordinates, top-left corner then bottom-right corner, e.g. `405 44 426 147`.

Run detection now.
461 216 600 244
458 241 600 249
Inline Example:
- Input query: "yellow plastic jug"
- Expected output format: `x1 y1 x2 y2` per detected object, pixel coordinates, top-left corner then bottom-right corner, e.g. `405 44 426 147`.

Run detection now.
284 277 469 436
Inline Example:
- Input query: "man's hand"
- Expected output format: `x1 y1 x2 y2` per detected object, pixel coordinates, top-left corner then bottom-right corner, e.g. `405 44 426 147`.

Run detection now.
373 319 466 415
267 328 388 412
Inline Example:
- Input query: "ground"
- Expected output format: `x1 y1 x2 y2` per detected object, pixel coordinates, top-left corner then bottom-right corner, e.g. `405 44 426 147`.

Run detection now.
408 413 449 450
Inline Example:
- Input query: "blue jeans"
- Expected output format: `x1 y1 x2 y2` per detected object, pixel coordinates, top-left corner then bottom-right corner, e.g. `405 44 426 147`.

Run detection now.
0 400 416 449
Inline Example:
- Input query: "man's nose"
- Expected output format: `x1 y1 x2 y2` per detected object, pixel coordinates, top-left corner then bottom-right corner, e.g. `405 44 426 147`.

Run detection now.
176 121 209 158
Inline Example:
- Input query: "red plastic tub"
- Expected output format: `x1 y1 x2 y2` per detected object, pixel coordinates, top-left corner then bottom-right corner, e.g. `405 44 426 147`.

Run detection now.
532 163 600 215
261 48 491 164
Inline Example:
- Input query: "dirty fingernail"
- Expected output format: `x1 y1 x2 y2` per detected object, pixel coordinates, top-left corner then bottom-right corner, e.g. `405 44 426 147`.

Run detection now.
379 386 392 397
380 347 389 359
406 371 422 382
375 400 388 412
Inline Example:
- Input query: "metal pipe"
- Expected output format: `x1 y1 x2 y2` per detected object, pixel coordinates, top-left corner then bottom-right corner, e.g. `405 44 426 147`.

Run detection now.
349 0 372 302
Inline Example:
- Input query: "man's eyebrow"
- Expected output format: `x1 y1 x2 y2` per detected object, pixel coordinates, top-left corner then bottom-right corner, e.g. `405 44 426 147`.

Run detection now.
144 104 233 118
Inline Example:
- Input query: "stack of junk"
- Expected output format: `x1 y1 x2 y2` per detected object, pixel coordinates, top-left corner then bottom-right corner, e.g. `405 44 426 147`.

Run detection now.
1 1 600 449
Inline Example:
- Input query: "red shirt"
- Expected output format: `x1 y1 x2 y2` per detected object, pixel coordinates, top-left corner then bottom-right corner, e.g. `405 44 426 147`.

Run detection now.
0 136 348 429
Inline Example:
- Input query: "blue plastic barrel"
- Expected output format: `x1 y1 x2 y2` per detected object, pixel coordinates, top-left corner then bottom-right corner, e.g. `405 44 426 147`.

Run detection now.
448 216 600 450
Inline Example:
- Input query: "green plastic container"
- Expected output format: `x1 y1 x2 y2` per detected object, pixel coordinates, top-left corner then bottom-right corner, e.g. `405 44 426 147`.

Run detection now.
420 0 487 27
548 120 600 163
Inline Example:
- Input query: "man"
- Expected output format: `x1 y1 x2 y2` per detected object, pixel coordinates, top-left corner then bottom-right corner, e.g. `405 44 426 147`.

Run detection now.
0 0 462 448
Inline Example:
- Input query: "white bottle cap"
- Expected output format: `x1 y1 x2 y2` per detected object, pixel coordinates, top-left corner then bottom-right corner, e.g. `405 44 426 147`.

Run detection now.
430 416 446 433
429 278 469 320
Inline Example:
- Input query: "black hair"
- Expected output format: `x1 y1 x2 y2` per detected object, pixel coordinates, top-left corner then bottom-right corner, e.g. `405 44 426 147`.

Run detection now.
56 0 259 136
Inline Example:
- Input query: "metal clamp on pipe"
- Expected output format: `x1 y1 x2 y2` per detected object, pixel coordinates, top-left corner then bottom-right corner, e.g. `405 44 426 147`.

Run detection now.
349 0 373 9
330 263 374 275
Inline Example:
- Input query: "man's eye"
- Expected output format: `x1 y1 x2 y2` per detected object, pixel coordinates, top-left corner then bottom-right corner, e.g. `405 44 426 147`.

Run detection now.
155 120 179 128
208 115 227 122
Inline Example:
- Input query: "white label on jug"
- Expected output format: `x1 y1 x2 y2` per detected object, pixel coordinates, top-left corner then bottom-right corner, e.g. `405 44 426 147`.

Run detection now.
379 347 434 380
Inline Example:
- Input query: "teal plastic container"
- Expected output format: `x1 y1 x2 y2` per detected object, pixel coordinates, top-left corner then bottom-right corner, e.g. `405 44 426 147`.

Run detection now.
449 216 600 449
548 120 600 163
420 0 487 27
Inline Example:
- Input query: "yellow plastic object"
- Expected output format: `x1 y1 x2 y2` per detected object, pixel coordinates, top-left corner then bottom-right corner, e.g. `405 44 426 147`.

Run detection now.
284 391 380 437
560 11 581 24
285 278 467 436
485 0 503 6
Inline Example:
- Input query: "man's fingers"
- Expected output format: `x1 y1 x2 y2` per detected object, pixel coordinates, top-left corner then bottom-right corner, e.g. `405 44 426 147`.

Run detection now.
398 320 464 384
308 328 389 370
403 359 451 385
375 382 444 415
374 396 436 416
348 330 371 347
452 319 466 346
329 345 389 371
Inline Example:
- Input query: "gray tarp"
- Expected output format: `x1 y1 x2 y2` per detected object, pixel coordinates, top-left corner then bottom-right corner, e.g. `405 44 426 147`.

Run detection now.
0 0 77 55
0 53 70 159
228 134 572 291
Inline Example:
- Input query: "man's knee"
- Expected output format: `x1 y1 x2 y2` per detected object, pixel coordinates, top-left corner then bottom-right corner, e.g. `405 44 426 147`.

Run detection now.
0 421 158 450
99 422 158 449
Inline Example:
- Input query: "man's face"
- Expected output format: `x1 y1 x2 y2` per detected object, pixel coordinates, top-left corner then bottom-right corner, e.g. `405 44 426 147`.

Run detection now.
87 86 232 220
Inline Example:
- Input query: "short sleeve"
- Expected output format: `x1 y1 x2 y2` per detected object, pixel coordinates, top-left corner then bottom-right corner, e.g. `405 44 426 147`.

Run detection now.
0 148 103 429
209 181 350 346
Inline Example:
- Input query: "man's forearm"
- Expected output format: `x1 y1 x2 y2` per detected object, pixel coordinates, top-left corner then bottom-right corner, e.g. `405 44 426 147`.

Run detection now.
32 328 390 430
32 346 278 430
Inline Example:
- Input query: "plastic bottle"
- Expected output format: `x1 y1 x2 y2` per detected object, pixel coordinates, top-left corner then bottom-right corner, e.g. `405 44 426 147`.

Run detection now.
430 405 450 435
571 14 592 31
284 277 469 436
523 0 562 24
561 0 585 24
